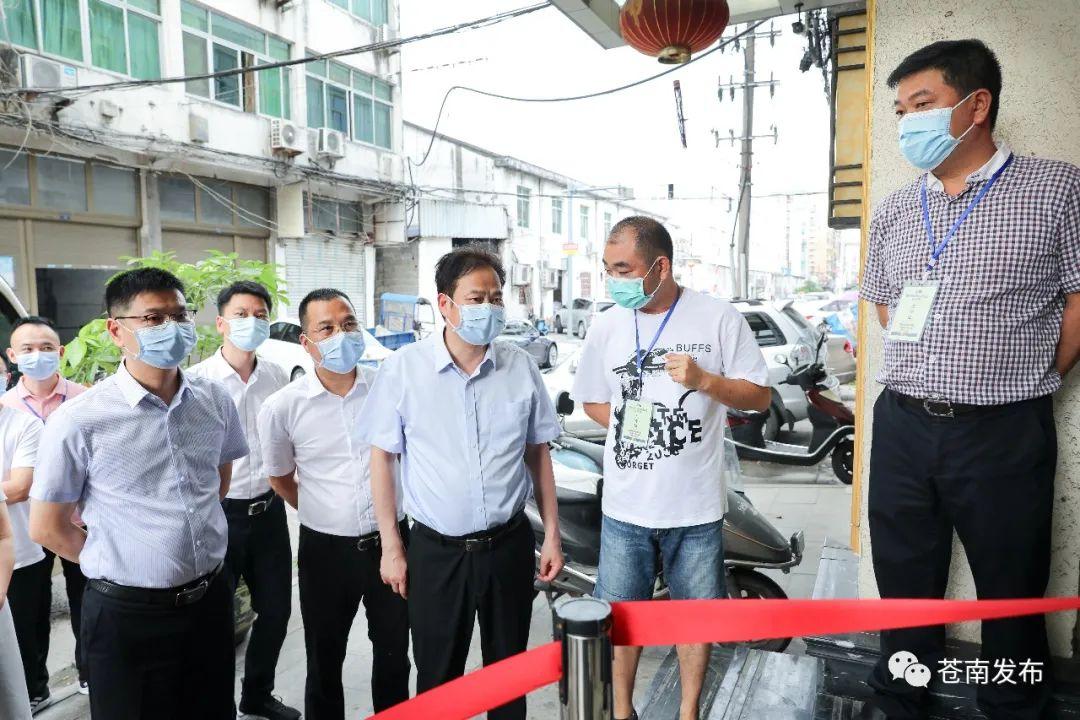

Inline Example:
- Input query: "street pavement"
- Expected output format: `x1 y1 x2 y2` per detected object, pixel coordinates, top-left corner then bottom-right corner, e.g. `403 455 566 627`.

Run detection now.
33 331 855 719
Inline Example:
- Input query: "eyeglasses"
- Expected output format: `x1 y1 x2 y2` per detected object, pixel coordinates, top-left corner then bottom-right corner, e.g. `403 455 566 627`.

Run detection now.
305 320 360 340
115 311 195 328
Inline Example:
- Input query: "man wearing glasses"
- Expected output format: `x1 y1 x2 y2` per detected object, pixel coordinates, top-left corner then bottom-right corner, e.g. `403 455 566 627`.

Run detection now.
188 281 298 720
257 289 409 720
28 268 249 719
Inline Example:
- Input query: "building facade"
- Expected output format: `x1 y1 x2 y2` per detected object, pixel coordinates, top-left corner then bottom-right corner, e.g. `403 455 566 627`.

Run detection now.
0 0 406 334
399 121 664 324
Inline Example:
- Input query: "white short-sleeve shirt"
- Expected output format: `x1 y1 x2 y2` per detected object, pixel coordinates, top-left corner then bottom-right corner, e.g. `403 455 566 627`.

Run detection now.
0 407 46 569
572 288 769 528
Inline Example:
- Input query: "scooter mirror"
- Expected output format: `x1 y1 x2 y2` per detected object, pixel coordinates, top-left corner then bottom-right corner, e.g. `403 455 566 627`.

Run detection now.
556 391 575 416
817 322 830 336
774 353 789 367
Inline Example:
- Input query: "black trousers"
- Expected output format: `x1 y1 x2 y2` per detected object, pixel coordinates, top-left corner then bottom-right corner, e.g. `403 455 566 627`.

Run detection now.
297 524 410 720
867 390 1056 720
81 570 235 720
41 549 89 684
408 516 535 720
222 494 293 703
7 554 52 699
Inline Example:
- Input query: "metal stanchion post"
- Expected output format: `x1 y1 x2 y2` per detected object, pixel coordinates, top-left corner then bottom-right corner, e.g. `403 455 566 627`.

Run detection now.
554 597 614 720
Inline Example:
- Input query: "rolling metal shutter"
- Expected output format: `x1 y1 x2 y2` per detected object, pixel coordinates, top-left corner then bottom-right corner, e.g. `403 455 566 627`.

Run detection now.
283 236 367 325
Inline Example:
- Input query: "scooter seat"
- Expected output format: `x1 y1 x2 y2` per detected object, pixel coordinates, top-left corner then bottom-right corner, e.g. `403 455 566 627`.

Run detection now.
556 485 599 507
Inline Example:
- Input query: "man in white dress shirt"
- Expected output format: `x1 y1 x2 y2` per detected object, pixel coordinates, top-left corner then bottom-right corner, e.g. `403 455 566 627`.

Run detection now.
361 247 564 720
258 288 408 720
188 281 297 720
1 492 33 720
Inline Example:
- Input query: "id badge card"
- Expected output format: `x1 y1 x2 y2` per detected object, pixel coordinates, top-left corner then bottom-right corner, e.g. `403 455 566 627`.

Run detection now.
621 400 654 445
888 281 939 343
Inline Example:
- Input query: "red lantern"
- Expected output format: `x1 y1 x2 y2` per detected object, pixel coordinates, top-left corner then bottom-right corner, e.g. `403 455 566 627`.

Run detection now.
620 0 731 64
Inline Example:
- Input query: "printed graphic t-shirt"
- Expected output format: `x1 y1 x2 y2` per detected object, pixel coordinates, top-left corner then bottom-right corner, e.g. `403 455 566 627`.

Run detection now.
571 288 769 528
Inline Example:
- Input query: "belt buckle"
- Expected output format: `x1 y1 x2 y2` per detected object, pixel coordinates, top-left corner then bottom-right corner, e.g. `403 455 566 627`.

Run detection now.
464 538 490 552
356 536 380 552
923 398 955 418
175 580 209 607
247 500 268 516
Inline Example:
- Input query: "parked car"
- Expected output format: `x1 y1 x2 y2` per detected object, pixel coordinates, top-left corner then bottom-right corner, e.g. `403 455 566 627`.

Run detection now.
732 299 836 440
261 319 391 381
553 299 614 338
497 320 559 369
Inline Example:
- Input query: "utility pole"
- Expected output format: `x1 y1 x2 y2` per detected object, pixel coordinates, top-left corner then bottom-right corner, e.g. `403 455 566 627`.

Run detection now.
735 31 754 299
715 23 780 300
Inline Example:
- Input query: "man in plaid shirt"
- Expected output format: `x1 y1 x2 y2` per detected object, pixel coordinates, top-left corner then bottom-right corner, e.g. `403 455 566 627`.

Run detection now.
859 40 1080 720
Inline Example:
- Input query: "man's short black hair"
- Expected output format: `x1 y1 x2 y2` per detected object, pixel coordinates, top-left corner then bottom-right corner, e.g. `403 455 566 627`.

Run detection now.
887 39 1003 129
105 268 186 317
435 246 506 297
11 316 56 333
298 288 353 332
608 216 674 264
217 280 273 315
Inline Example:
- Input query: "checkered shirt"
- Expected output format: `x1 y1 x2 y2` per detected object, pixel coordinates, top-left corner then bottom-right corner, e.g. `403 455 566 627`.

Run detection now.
861 148 1080 405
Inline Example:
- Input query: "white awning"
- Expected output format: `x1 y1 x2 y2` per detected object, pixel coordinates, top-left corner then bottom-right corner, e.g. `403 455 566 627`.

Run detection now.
409 200 508 240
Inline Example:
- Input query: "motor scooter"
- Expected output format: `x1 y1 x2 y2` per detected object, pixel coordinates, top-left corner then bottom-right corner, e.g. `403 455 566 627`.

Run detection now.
527 393 805 653
728 325 856 483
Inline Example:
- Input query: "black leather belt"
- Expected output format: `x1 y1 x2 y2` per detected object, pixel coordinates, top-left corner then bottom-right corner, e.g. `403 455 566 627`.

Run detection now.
413 511 525 552
222 489 277 517
88 565 223 608
892 391 997 418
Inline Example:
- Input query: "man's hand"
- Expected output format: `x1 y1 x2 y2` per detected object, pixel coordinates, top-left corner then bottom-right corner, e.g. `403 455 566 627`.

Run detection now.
381 545 408 599
665 353 705 390
537 536 565 583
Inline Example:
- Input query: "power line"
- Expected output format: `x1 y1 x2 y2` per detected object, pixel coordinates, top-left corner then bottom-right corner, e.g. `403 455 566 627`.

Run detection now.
0 2 550 97
410 20 769 169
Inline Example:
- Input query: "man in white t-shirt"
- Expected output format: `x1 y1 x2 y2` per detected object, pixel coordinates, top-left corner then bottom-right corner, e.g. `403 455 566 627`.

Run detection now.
572 216 770 720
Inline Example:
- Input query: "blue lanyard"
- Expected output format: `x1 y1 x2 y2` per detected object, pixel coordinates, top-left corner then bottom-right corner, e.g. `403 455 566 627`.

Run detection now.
633 290 681 386
22 394 64 422
920 153 1013 273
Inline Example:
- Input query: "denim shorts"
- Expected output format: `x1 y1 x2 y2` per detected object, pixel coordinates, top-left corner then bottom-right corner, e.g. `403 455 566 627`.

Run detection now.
594 514 726 601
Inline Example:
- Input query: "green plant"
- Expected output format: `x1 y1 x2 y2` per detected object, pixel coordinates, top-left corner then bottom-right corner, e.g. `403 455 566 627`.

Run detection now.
60 251 288 385
796 279 824 294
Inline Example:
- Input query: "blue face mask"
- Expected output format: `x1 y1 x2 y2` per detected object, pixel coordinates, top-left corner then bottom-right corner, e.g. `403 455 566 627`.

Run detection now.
227 317 270 352
606 258 660 310
126 321 197 369
15 351 60 381
314 331 365 374
449 300 506 346
898 91 976 171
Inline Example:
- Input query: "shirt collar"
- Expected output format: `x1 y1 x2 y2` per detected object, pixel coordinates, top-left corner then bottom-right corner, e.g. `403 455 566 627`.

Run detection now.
430 329 497 374
114 360 191 409
303 368 368 399
17 375 66 401
206 347 260 384
925 142 1012 193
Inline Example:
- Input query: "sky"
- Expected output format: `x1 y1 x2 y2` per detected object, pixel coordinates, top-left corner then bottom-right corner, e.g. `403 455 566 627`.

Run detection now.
397 0 837 272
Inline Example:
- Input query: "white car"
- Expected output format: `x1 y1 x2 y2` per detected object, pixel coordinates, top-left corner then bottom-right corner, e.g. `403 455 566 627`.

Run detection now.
732 300 839 440
261 319 392 381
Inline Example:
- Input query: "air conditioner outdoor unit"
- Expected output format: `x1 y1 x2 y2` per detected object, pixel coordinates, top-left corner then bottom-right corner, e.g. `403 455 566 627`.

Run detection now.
0 50 78 90
378 154 400 180
376 24 399 44
270 119 304 156
542 269 559 289
317 128 346 159
512 265 533 286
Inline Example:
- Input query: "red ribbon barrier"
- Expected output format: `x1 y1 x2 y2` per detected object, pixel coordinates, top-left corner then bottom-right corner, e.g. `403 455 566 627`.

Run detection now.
368 597 1080 720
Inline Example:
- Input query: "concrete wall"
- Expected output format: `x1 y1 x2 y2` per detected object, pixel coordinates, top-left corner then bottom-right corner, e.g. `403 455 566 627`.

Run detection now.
857 0 1080 658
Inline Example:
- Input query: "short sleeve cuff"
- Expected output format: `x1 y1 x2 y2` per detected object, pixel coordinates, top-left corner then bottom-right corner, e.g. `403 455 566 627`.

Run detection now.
264 460 297 477
859 286 891 305
29 487 82 504
527 420 561 446
364 433 404 454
